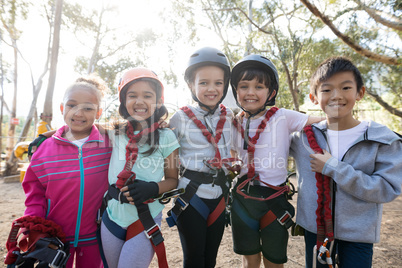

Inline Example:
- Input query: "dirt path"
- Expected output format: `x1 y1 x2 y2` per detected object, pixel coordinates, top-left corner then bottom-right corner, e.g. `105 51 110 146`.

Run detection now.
1 180 401 267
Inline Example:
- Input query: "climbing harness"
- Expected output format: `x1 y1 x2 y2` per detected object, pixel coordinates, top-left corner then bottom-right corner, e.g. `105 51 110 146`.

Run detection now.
110 121 169 268
304 125 334 267
5 215 70 268
166 169 228 227
115 121 160 189
167 105 238 227
232 107 290 201
231 107 295 231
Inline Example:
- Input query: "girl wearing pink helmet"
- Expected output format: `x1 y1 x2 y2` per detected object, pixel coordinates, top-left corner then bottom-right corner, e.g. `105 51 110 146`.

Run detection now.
100 67 179 268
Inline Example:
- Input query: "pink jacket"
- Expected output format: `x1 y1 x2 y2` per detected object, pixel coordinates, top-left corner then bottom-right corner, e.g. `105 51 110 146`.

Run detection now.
23 125 112 247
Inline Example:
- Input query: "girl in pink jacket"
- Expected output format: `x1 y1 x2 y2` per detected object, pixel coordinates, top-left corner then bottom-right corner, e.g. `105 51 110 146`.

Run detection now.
23 75 112 268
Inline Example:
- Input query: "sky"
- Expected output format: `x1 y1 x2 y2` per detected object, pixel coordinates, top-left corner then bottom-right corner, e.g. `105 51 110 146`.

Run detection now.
2 0 233 132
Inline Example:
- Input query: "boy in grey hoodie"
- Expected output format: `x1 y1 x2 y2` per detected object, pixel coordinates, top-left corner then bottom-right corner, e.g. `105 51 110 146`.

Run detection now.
290 57 402 268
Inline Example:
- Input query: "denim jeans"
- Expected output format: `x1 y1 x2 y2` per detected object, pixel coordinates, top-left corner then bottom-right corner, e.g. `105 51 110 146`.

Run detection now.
304 230 373 268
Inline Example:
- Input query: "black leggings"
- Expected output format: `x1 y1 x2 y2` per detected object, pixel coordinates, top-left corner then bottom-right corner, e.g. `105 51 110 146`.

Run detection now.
176 197 226 268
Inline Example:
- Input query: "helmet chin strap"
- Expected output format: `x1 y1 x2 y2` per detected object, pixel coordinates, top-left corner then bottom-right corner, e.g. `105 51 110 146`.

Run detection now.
191 92 224 116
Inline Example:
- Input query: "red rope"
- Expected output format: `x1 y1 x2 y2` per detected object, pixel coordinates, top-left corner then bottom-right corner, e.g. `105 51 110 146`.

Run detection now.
116 121 160 188
233 107 278 179
116 121 169 267
304 125 334 247
181 104 227 169
233 107 289 201
5 215 66 264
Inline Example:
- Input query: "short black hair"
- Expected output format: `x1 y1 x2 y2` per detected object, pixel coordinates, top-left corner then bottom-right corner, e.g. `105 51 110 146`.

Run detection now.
233 68 273 93
310 56 364 95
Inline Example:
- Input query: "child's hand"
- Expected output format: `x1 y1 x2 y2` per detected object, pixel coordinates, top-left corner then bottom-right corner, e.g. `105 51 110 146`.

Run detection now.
158 119 169 129
121 180 159 205
309 150 332 173
27 134 51 161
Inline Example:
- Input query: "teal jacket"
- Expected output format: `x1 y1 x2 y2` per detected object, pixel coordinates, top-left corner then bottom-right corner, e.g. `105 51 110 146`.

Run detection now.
290 120 402 243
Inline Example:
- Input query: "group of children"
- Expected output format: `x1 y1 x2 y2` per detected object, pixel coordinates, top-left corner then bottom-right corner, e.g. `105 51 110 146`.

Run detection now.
4 47 402 268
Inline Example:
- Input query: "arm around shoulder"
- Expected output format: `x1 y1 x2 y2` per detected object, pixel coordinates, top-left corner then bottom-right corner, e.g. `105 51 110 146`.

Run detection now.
305 115 325 126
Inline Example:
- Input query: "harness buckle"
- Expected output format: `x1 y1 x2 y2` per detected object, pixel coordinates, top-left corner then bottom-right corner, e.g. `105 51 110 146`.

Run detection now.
203 159 220 172
277 211 294 229
118 192 124 204
144 224 164 246
177 196 189 211
247 174 259 192
49 248 68 268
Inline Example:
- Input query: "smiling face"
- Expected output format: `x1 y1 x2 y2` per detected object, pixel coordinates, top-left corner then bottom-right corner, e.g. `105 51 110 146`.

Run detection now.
310 71 365 129
60 87 102 140
125 80 162 123
189 65 225 110
236 77 275 117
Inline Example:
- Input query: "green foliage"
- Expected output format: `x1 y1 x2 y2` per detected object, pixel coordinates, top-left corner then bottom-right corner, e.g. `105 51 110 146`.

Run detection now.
62 2 98 32
74 56 137 93
0 0 31 39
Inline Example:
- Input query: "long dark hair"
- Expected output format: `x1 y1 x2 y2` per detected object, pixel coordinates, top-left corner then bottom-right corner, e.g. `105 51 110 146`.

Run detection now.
115 78 168 156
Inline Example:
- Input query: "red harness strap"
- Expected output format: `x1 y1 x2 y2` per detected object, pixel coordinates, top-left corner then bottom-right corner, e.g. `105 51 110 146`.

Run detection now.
181 105 241 172
116 121 160 189
304 125 334 247
125 220 168 268
116 121 168 268
181 105 237 226
5 216 66 265
206 196 226 227
233 107 289 201
181 104 228 169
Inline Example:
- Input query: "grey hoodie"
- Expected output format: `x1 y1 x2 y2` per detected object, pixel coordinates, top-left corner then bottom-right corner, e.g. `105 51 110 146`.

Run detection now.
290 120 402 243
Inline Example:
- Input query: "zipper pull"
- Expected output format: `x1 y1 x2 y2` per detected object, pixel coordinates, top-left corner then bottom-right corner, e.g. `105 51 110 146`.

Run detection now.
78 148 82 159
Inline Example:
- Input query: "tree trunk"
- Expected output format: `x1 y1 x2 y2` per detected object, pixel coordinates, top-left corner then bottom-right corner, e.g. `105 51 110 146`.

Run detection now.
0 35 4 170
4 39 19 176
43 0 63 126
86 5 105 74
282 60 300 111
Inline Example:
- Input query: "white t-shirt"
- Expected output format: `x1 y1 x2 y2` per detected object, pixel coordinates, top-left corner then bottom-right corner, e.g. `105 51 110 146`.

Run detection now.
169 104 233 199
231 108 308 186
70 136 89 147
327 121 368 160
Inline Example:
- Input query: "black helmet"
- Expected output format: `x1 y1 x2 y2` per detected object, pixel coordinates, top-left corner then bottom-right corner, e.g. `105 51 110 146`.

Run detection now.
184 47 230 112
231 54 279 107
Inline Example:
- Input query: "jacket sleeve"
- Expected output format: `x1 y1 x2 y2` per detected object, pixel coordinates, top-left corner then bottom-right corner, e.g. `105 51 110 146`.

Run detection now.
322 140 402 203
22 165 47 217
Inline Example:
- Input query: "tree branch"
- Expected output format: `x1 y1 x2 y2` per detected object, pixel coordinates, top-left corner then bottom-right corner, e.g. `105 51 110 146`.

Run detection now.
352 0 402 31
366 89 402 118
300 0 400 65
203 7 272 34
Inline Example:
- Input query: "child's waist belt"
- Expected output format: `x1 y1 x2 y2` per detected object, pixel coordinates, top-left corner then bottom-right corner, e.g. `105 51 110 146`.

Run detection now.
183 169 229 192
104 185 168 268
166 169 227 228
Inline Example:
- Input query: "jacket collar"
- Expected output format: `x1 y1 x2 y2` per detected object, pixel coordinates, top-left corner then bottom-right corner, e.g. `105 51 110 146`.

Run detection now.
312 120 401 145
54 125 105 144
